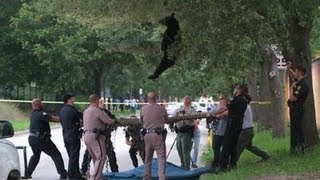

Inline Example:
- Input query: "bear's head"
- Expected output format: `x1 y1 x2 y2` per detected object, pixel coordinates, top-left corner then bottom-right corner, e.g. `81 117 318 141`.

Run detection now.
159 13 180 31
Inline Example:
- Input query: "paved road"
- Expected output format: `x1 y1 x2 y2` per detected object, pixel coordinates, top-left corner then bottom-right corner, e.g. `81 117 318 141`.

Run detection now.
8 120 209 179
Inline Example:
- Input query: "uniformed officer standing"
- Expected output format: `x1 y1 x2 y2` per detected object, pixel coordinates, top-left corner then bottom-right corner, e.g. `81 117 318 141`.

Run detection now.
287 65 309 153
173 96 197 170
26 98 67 179
125 116 145 168
59 94 84 179
83 94 114 180
81 107 119 175
219 85 248 171
141 92 168 180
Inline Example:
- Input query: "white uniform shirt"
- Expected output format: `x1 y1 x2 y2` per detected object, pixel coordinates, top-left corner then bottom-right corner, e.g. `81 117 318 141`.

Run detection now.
242 105 253 129
173 106 197 128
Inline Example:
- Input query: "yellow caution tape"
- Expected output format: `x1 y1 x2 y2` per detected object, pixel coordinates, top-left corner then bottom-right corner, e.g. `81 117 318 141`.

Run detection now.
0 99 273 105
250 101 272 105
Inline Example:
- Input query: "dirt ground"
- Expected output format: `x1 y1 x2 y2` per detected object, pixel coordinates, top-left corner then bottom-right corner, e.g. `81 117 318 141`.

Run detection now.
256 172 320 180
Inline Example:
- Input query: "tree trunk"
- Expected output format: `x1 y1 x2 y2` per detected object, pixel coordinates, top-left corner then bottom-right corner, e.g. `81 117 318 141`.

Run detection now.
245 69 259 123
255 36 286 137
283 18 319 147
268 49 286 138
257 51 273 129
93 67 102 96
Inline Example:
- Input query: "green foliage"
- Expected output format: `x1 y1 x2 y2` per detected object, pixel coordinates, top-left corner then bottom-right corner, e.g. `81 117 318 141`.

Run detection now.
311 8 320 58
0 0 319 100
10 120 30 132
201 130 320 179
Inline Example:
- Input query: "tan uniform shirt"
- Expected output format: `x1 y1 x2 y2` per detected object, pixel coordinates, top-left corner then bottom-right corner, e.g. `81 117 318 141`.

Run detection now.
83 106 114 131
141 103 167 129
174 106 197 128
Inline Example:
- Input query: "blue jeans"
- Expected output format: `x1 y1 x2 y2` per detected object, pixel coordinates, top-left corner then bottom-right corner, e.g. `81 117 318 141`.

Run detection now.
191 128 201 165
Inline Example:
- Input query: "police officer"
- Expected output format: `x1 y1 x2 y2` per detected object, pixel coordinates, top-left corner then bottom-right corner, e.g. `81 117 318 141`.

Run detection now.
26 98 67 179
219 85 248 171
287 65 309 153
59 94 84 179
141 92 168 180
83 94 114 180
173 96 197 170
81 107 119 175
125 116 145 168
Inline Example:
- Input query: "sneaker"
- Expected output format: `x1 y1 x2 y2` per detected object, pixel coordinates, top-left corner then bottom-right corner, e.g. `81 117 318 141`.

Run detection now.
68 177 87 180
256 155 270 163
59 174 67 179
191 163 198 168
22 176 32 179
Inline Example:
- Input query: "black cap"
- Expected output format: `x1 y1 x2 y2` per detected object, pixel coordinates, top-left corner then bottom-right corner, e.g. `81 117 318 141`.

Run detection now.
63 94 75 103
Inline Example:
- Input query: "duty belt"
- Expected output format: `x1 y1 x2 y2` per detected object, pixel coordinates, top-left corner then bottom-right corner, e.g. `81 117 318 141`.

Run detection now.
83 128 106 136
146 128 165 134
29 131 50 139
29 132 41 137
83 130 96 134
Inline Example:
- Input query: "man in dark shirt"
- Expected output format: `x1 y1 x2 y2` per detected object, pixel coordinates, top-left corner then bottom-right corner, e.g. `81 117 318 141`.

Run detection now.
60 94 84 179
218 85 248 171
287 65 309 153
26 98 67 179
125 116 145 168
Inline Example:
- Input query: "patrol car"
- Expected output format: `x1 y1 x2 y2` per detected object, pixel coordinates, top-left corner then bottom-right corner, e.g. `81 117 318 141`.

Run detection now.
0 120 21 180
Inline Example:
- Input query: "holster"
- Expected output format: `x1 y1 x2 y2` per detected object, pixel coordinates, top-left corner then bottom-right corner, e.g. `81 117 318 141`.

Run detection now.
30 131 51 141
92 128 107 140
176 126 194 138
78 129 83 139
162 129 167 142
140 128 146 138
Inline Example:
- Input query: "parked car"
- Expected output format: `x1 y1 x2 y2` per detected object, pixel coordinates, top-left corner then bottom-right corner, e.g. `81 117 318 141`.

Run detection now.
165 102 182 117
193 102 218 112
0 120 21 180
192 102 208 113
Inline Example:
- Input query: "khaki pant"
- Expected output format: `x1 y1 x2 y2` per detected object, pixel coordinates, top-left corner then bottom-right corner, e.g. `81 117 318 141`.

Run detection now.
84 133 106 180
143 133 166 180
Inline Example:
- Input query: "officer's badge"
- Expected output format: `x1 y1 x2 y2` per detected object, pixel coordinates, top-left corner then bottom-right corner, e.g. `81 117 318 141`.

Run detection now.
43 112 47 115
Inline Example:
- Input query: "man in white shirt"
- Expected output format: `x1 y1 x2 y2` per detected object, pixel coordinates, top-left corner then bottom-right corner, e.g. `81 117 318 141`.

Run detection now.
236 105 270 163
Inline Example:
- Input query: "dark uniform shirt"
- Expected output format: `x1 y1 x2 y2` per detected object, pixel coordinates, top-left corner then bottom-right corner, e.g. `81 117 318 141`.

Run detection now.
227 95 247 130
30 109 51 133
228 95 248 119
292 78 309 106
125 125 143 142
60 105 82 130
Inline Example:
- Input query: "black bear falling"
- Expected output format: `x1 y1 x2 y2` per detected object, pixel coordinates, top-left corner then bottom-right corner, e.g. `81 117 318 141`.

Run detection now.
148 13 181 80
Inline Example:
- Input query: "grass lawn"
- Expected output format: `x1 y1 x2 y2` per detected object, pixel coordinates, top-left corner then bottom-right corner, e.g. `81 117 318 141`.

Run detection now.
9 119 30 132
200 129 320 180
